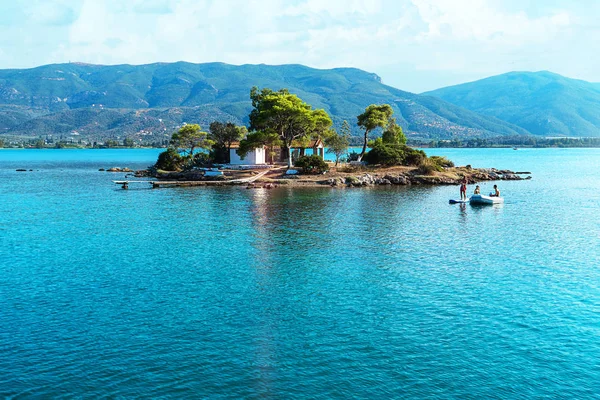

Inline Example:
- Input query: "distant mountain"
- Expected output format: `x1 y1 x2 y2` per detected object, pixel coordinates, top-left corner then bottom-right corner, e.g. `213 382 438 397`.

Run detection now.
0 62 528 142
423 71 600 137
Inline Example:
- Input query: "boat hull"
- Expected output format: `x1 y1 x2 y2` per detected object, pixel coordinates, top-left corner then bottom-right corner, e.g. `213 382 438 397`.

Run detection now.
470 194 504 205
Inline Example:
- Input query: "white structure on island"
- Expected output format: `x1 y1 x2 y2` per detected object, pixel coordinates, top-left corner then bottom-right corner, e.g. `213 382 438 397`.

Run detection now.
229 144 266 165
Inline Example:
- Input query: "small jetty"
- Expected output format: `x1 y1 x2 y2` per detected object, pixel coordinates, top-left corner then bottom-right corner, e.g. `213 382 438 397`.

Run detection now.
113 170 271 189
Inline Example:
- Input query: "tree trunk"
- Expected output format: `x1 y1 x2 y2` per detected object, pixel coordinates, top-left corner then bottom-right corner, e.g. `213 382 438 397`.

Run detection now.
287 146 293 168
358 131 369 161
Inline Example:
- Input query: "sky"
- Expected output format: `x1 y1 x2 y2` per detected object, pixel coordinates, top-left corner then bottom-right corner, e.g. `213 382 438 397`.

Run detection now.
0 0 598 92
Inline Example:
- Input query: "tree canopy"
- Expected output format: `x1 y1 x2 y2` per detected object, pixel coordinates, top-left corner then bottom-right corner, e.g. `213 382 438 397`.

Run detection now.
381 118 406 146
237 130 282 164
209 121 247 163
356 104 394 161
326 121 350 166
170 124 214 157
249 87 332 167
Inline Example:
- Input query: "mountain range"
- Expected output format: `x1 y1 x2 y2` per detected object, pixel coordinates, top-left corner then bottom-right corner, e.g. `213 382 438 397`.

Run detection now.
0 62 528 142
423 71 600 137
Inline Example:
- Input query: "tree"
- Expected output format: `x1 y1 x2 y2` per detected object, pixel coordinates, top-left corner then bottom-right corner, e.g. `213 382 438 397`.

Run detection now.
170 124 214 157
340 119 352 139
356 104 393 161
154 148 184 171
237 130 282 164
381 118 406 145
0 139 5 148
249 87 332 168
123 138 135 147
325 126 349 166
209 121 247 163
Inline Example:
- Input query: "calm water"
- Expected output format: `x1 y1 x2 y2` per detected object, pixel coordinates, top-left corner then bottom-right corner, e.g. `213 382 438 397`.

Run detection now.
1 148 599 398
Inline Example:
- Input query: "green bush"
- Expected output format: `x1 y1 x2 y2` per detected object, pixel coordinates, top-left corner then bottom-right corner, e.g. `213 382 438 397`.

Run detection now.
429 155 454 168
364 138 405 166
155 148 183 171
190 152 213 169
417 158 443 175
404 147 427 166
294 155 329 174
364 145 404 166
347 151 360 162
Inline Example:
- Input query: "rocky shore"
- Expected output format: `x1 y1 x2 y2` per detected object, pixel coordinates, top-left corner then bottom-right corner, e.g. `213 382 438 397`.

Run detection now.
317 167 531 187
109 165 531 189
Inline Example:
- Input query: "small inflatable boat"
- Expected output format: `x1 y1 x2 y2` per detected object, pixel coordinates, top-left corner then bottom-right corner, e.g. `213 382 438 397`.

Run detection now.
469 194 504 205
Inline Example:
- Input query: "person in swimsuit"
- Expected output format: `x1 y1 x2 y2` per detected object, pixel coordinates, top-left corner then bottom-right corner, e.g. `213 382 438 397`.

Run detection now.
460 179 467 200
474 185 480 194
490 184 500 197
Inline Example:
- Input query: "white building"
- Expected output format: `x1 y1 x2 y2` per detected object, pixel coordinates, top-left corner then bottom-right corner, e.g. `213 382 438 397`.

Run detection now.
229 144 266 165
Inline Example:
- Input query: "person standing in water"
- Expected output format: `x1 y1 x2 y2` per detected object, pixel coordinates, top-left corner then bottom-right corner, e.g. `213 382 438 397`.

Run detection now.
460 178 467 200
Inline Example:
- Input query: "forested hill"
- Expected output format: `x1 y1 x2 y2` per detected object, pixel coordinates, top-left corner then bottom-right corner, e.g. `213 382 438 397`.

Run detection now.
0 62 528 142
423 71 600 137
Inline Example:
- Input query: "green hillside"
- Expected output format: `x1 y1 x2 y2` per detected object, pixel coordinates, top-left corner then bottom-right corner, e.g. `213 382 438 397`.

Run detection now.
0 62 529 141
423 71 600 137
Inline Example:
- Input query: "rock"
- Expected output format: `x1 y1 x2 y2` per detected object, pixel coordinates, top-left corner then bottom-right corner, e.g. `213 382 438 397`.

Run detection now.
515 171 531 174
98 168 105 171
107 167 121 172
16 169 26 172
375 178 391 185
345 176 360 186
358 173 376 185
122 168 133 173
321 177 344 186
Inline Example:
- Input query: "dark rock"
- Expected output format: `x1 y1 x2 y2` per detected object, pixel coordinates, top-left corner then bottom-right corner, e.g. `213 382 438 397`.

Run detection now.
346 176 359 185
98 168 105 171
16 169 26 172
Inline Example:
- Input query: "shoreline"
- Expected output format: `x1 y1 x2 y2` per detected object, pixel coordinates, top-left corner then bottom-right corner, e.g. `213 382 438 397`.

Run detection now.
122 166 532 189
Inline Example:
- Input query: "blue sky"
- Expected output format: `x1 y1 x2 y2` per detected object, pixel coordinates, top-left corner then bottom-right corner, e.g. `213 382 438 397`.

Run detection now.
0 0 598 92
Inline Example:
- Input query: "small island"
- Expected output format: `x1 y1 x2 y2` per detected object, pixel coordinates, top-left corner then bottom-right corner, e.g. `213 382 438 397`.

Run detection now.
133 87 531 189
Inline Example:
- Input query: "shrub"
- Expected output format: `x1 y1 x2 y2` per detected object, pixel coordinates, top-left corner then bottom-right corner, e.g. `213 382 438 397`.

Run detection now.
364 139 405 166
404 147 427 166
190 153 213 169
429 155 454 168
347 151 360 162
417 158 442 175
155 148 183 171
294 155 329 174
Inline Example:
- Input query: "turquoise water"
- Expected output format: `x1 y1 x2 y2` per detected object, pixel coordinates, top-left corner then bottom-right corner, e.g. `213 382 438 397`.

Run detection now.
1 148 599 398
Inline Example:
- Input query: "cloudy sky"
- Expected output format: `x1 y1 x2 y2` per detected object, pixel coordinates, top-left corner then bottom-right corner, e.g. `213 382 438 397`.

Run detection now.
0 0 598 92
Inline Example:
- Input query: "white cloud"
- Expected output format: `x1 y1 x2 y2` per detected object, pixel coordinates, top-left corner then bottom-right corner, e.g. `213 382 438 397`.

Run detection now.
412 0 571 44
0 0 598 92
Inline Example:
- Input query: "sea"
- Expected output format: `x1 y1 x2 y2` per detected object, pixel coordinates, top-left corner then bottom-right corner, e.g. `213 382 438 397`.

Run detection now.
1 148 599 398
